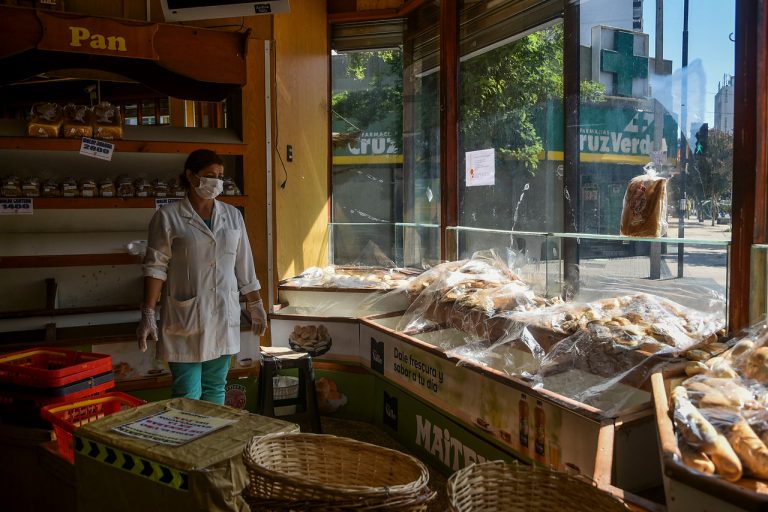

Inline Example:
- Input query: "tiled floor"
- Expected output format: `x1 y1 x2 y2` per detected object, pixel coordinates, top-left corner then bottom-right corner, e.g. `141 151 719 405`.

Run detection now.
321 416 450 512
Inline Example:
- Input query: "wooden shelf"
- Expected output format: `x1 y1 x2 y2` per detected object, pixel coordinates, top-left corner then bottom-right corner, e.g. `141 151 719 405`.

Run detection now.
25 195 246 209
0 136 247 155
0 253 141 268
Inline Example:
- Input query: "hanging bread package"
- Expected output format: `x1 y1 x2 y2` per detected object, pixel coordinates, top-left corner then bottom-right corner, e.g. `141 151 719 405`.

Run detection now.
620 162 668 238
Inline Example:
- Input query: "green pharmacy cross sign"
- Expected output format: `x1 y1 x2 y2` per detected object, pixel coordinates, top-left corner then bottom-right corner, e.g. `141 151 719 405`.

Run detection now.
601 31 648 97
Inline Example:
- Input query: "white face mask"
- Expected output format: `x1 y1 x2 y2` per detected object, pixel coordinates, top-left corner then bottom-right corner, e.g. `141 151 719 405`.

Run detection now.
194 176 223 199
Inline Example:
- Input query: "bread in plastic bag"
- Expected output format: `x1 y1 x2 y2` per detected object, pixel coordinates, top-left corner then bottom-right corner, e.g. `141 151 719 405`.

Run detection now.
620 162 668 237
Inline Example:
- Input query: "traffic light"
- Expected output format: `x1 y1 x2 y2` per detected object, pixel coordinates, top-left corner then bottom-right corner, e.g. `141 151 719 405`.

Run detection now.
695 123 709 155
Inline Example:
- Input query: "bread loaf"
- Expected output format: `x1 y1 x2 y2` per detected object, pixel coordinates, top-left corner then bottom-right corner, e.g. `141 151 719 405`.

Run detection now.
92 102 123 140
728 419 768 479
620 174 668 237
27 103 62 138
680 442 716 474
62 104 93 138
671 386 743 481
745 347 768 382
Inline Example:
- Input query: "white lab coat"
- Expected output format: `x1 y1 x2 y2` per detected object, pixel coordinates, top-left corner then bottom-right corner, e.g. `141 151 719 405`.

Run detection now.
143 197 261 362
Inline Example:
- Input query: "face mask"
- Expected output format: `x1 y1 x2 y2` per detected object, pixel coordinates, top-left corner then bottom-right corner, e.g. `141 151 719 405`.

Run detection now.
194 176 223 199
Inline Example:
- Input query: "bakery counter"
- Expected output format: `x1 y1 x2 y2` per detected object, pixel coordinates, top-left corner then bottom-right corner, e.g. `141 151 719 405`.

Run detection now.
360 312 666 498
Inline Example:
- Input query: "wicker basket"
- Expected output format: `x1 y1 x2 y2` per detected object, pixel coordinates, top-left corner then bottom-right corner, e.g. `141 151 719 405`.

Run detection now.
243 433 434 510
447 461 629 512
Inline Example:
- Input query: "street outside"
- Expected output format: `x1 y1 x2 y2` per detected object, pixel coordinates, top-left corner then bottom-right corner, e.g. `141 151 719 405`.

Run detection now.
577 215 731 302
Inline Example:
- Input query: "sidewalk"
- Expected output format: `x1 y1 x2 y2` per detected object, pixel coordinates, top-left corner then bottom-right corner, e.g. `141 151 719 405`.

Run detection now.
665 216 732 242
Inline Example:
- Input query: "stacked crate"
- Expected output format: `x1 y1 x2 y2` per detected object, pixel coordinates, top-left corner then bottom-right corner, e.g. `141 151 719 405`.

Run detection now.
0 347 114 426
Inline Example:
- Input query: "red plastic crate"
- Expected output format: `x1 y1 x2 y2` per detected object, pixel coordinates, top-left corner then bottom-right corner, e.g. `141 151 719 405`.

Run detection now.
40 392 145 463
0 348 112 388
0 377 115 426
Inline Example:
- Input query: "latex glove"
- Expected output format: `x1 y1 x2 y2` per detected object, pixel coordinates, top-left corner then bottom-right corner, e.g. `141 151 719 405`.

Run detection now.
137 305 158 352
246 298 268 336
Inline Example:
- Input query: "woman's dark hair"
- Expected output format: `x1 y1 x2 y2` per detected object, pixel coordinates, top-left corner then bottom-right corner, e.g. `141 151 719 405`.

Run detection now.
179 149 224 188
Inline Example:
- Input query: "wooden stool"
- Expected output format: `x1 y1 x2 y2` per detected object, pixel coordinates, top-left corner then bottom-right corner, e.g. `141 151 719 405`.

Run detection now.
256 348 322 433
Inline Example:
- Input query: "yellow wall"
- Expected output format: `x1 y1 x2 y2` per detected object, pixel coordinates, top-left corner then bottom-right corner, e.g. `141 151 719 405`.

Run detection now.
273 0 330 280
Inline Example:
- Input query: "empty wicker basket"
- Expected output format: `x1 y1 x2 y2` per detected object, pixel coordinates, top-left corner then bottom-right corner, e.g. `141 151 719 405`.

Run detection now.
447 460 629 512
243 432 435 511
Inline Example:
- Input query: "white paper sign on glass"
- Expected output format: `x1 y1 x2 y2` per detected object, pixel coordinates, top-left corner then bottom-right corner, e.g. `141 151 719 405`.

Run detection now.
465 148 496 187
79 137 115 161
0 198 33 215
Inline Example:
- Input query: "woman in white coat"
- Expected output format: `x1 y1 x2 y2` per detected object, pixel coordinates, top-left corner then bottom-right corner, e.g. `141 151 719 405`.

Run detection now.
136 149 267 404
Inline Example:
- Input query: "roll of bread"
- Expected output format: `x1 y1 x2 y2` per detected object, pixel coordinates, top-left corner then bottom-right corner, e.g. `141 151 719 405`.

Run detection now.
620 174 668 237
2 176 22 197
41 178 60 198
62 104 93 139
680 442 716 475
745 347 768 383
728 419 768 479
671 386 743 481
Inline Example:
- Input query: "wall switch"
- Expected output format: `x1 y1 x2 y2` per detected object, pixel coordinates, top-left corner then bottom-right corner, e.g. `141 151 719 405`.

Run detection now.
286 145 293 162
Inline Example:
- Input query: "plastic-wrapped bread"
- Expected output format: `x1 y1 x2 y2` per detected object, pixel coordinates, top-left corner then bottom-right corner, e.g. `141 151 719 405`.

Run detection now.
41 178 61 198
27 103 63 138
79 178 98 198
99 178 116 198
21 177 40 198
728 419 768 479
679 442 716 475
152 178 169 198
2 176 22 197
620 164 668 237
60 177 79 198
116 176 134 198
168 177 186 197
671 386 743 481
92 102 123 140
62 104 93 138
133 177 152 198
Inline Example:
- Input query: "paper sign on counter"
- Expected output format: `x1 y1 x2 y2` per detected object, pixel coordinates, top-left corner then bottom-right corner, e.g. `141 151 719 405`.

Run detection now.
112 408 236 446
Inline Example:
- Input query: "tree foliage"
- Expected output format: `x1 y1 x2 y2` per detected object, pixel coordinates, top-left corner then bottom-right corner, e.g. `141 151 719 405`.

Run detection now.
690 129 733 225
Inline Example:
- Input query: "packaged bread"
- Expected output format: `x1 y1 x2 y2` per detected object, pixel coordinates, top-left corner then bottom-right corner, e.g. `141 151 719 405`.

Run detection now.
60 177 79 198
27 103 63 138
671 386 743 481
133 177 152 198
116 176 134 198
41 178 61 198
92 102 123 140
62 104 93 139
620 163 668 237
21 176 40 198
222 176 240 196
79 178 98 198
99 178 116 198
151 178 169 198
2 176 22 197
168 178 186 197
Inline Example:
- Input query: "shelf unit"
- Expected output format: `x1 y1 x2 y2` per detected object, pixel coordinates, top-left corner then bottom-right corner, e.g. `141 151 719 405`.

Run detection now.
0 125 252 370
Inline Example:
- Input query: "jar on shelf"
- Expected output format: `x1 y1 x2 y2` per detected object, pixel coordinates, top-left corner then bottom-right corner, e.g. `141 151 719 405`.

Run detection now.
168 177 186 197
152 178 169 198
222 176 240 196
60 177 79 198
99 178 116 198
79 177 98 198
116 176 134 198
1 176 22 197
21 176 41 198
41 178 61 198
133 177 153 198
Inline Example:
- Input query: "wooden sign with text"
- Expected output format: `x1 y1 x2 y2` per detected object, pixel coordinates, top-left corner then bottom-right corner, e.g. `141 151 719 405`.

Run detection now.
37 11 159 60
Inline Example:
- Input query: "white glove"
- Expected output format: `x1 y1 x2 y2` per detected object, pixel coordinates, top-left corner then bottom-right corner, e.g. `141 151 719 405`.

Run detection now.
246 298 268 336
137 305 158 352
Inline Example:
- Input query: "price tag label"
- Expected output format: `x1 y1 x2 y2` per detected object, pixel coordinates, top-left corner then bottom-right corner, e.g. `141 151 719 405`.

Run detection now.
155 197 182 210
80 137 114 161
0 198 33 215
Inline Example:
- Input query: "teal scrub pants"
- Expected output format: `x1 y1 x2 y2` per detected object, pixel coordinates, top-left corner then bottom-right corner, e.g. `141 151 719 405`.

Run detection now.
168 354 231 404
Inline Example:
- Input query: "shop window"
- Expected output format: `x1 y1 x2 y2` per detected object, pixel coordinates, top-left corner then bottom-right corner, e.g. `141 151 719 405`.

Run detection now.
571 0 734 297
330 9 440 268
